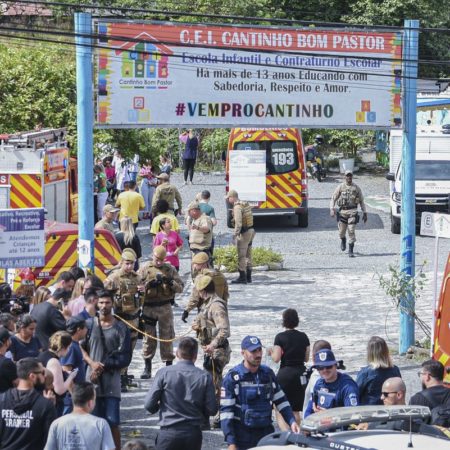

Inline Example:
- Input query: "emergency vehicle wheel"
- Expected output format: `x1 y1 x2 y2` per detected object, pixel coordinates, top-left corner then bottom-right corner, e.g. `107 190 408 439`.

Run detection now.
297 212 308 228
391 214 400 234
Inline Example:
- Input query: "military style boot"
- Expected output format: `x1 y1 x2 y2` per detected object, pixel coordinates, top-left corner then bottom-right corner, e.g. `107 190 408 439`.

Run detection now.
246 268 252 283
140 359 152 379
340 237 346 251
231 271 247 284
348 243 355 258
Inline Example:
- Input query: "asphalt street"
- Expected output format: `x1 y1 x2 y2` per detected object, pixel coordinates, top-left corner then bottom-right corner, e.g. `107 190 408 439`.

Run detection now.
120 170 450 449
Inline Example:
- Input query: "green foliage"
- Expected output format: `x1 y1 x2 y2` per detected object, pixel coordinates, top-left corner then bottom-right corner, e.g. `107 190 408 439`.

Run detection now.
213 245 282 272
0 44 76 136
199 129 230 162
376 262 430 337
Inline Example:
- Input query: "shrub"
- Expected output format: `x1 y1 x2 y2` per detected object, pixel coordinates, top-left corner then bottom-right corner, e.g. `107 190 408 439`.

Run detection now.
213 245 283 272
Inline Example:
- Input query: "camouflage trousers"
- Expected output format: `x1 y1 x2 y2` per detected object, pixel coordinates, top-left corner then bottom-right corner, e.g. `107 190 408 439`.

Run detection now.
236 228 256 271
203 345 231 398
141 303 175 363
338 209 358 244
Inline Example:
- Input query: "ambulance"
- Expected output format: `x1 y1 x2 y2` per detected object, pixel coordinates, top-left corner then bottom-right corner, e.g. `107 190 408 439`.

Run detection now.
0 221 122 288
433 252 450 385
226 128 308 227
0 128 78 223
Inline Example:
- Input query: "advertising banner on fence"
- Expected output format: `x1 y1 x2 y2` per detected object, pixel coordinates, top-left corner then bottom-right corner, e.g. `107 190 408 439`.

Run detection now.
0 208 45 268
96 21 403 128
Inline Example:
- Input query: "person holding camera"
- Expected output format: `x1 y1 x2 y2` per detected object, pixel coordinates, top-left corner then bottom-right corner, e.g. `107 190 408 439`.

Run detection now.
138 246 184 380
191 275 230 428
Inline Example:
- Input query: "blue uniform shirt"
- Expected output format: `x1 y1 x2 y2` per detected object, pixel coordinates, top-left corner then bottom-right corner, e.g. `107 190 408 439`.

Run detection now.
304 371 359 418
220 363 295 446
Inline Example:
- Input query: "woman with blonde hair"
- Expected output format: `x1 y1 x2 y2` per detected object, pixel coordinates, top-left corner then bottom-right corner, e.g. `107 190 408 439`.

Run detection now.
115 216 142 270
38 330 77 416
30 286 51 311
67 277 86 316
356 335 401 405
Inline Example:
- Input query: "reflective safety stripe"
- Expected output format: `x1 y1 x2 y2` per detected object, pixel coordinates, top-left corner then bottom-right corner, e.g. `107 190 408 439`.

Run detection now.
220 412 234 420
273 390 284 401
221 398 235 406
277 401 290 411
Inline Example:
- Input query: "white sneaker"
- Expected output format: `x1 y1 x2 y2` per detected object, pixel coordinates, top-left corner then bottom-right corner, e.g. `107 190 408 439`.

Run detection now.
182 181 187 186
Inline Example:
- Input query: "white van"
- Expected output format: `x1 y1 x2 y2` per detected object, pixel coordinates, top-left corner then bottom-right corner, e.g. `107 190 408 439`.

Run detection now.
386 127 450 234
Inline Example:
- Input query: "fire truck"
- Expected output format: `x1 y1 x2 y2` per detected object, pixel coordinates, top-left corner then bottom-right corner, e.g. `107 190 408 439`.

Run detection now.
0 128 78 223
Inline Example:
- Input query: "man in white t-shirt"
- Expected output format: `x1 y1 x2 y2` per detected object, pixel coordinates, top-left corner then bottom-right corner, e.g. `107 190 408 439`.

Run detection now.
44 381 115 450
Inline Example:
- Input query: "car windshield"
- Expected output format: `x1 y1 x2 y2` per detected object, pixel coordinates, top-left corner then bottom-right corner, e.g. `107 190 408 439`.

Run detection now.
416 160 450 180
397 160 450 181
234 140 298 175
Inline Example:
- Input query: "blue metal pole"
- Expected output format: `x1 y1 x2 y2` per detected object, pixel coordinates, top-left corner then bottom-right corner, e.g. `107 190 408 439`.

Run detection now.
75 13 95 272
399 19 419 354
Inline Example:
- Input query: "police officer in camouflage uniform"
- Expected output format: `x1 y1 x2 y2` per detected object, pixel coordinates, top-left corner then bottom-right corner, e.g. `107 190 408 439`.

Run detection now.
192 274 230 427
138 245 184 379
151 173 182 217
330 170 367 258
226 190 256 284
104 248 143 390
181 251 229 323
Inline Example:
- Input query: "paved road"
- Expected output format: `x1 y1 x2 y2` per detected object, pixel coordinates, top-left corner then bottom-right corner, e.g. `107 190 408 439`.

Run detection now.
120 171 450 449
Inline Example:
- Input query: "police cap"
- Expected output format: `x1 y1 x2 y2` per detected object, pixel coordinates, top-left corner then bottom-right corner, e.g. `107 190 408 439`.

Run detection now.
156 173 169 181
194 274 213 291
103 204 120 214
225 189 238 199
313 349 338 367
121 248 137 262
241 335 262 351
192 252 209 264
345 170 353 176
187 201 200 211
153 245 167 260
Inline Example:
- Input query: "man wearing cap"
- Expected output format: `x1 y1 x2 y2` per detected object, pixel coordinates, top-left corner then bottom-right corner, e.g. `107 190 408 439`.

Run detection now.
192 275 230 426
151 173 182 217
181 251 229 323
221 335 299 449
104 249 143 390
187 201 213 262
330 170 367 257
138 245 184 379
116 180 145 229
95 204 119 233
304 349 359 418
225 190 256 284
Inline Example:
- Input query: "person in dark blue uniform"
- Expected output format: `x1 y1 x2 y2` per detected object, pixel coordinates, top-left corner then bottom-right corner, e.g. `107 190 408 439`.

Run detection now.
304 349 359 418
220 335 299 450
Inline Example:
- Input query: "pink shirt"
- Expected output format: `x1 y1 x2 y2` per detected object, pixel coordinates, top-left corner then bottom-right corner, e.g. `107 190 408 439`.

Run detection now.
154 231 183 268
67 295 86 316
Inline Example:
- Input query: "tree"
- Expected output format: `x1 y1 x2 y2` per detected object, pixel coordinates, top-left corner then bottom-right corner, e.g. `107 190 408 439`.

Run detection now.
0 44 76 135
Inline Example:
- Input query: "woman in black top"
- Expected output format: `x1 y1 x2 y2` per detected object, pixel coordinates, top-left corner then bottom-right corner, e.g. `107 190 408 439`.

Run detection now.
270 308 310 429
115 216 142 270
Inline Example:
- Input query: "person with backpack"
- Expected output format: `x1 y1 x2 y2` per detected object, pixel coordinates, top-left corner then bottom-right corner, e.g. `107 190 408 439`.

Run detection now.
410 359 450 427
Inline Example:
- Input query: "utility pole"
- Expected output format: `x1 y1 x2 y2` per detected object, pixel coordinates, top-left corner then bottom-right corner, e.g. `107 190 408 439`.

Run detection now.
399 19 419 354
75 12 95 272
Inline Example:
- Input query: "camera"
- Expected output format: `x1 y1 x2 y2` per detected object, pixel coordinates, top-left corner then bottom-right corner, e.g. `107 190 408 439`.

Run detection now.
0 283 30 315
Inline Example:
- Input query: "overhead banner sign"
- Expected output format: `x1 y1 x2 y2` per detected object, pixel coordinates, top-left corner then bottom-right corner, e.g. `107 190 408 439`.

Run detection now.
96 21 403 128
0 208 45 268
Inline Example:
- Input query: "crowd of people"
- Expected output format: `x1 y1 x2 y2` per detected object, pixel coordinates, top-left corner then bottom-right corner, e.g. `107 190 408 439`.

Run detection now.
1 151 450 450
